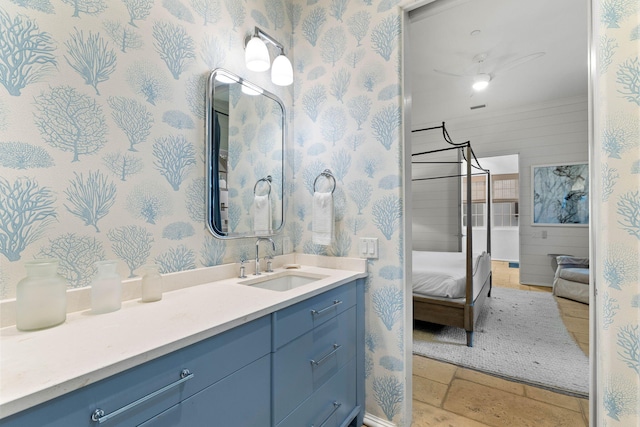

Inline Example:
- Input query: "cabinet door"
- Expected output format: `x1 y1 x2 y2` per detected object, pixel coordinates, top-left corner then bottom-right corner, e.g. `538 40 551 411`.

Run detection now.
139 354 271 427
0 316 270 427
277 359 356 427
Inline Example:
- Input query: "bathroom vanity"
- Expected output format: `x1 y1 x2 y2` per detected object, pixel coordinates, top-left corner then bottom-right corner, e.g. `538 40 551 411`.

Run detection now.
0 256 366 427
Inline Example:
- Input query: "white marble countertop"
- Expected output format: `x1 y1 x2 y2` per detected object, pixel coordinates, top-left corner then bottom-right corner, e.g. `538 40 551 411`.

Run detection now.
0 254 367 419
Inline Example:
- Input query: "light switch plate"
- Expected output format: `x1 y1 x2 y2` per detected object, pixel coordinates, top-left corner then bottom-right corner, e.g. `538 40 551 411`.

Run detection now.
359 237 379 259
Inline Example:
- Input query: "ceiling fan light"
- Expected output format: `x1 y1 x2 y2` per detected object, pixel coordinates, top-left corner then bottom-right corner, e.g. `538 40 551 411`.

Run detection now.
472 74 490 91
245 36 270 72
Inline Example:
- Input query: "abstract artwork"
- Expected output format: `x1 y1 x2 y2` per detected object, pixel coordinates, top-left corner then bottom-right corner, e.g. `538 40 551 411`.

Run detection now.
532 163 589 225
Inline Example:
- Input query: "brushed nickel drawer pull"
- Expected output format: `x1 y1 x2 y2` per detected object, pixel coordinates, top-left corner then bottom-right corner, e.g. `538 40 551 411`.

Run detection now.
310 343 341 367
91 369 194 423
311 401 342 427
310 300 342 316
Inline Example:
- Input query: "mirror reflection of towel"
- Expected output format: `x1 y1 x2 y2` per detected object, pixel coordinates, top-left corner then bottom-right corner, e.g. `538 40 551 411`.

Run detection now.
254 195 271 235
312 192 333 245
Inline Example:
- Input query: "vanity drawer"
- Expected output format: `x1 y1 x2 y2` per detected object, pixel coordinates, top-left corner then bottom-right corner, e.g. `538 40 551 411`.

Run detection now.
274 307 356 423
277 358 357 427
0 316 271 427
274 281 356 349
138 354 271 427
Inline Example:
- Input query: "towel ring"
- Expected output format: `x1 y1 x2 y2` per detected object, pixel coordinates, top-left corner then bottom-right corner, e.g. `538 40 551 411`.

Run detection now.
313 169 336 194
254 175 272 196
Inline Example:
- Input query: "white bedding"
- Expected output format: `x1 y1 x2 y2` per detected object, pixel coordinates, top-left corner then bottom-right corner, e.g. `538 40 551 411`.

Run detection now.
412 251 491 300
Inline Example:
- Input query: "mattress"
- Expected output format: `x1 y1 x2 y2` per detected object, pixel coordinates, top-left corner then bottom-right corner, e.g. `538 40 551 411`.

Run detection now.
412 251 491 300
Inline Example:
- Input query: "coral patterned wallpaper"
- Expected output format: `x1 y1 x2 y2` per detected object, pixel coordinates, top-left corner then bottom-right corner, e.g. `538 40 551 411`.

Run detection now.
0 0 409 424
0 1 294 291
593 1 640 425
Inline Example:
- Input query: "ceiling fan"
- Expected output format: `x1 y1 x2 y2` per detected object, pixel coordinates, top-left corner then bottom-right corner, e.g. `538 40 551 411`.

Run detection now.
434 51 546 91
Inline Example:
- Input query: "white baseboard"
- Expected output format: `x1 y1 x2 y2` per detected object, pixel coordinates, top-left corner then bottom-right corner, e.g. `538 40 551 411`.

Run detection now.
363 412 396 427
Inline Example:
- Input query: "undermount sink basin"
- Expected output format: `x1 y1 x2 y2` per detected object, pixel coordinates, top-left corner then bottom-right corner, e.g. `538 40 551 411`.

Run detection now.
240 271 328 292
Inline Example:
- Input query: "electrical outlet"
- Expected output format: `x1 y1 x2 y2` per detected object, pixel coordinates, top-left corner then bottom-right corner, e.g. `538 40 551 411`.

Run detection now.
359 237 379 259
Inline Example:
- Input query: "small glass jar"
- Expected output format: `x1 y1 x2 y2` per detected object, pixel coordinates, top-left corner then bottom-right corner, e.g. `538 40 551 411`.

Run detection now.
91 260 122 314
16 259 67 331
140 264 163 303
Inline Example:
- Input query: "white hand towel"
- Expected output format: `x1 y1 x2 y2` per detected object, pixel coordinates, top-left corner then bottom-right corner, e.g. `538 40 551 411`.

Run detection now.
254 194 271 235
312 191 334 245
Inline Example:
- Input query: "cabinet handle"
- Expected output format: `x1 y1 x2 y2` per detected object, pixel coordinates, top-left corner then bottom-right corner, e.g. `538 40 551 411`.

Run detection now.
311 401 342 427
310 300 342 316
310 343 341 367
90 369 194 424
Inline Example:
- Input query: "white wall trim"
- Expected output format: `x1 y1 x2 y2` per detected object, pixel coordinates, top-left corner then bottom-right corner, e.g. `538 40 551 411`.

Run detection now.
587 0 598 423
364 412 397 427
401 6 414 427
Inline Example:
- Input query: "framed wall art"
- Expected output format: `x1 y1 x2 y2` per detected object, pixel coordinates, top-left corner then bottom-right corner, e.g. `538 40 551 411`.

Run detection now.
532 162 589 226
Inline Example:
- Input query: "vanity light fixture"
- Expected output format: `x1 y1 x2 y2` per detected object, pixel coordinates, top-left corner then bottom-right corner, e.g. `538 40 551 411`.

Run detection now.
244 26 293 86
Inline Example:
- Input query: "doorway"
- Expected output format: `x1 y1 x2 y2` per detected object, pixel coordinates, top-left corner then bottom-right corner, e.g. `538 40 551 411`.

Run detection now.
403 0 591 425
462 154 520 262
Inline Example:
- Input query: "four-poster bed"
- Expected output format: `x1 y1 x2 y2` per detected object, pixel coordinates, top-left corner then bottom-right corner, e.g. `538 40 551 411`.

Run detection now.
411 122 492 347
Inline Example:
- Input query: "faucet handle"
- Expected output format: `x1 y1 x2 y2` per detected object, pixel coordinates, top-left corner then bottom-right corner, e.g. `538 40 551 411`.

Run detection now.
265 256 274 273
239 258 247 278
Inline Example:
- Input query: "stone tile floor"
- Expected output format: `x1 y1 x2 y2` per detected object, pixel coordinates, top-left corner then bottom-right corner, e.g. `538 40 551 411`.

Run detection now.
410 260 590 427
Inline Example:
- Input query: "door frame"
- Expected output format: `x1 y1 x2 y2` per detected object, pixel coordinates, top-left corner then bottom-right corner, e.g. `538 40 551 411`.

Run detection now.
399 1 596 425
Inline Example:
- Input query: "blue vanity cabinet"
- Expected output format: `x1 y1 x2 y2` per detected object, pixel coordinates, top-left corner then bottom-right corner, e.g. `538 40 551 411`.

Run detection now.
1 277 365 427
0 316 271 427
272 279 365 427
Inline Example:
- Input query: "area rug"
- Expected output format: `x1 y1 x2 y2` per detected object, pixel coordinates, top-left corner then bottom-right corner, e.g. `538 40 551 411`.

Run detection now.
413 287 589 397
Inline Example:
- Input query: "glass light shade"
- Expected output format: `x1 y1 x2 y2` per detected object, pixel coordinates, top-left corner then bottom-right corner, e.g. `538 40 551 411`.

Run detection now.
245 37 270 72
472 74 490 91
271 54 293 86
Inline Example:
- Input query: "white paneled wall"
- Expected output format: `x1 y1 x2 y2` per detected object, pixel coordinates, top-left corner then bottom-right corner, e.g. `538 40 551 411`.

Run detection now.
411 147 461 252
411 96 589 286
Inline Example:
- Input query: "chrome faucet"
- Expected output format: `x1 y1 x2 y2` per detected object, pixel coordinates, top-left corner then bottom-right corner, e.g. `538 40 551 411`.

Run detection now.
255 237 275 275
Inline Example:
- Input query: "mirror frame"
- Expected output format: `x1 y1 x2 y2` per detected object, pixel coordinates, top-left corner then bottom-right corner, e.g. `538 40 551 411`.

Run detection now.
205 68 286 239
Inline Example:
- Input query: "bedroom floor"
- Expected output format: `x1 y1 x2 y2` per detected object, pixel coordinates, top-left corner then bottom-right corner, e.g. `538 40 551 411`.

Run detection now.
411 260 590 427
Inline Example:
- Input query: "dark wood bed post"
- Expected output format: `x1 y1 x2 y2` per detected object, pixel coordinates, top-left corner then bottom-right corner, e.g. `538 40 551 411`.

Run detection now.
464 144 474 346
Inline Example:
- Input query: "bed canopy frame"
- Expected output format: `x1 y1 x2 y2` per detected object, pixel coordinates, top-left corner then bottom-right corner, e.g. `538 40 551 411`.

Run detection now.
412 122 492 256
410 122 492 346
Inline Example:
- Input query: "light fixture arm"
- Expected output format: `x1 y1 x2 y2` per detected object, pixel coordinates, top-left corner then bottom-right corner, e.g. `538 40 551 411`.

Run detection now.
246 27 286 55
